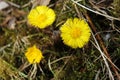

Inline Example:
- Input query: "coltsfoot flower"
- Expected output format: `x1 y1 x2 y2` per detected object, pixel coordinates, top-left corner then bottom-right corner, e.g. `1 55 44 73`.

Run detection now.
25 45 44 64
60 18 91 48
28 6 56 29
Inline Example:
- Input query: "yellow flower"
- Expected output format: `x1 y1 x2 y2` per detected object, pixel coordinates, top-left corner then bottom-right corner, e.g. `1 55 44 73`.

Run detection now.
60 18 91 48
25 45 44 64
28 6 56 29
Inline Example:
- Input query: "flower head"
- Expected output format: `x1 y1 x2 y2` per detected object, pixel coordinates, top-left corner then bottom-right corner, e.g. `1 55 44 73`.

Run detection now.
60 18 91 48
28 6 56 29
25 45 44 64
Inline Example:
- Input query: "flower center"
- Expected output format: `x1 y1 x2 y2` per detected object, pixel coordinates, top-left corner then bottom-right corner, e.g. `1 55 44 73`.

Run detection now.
38 14 47 22
71 27 81 39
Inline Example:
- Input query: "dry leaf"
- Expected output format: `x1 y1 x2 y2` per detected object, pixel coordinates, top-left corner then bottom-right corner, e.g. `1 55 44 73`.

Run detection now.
0 16 11 26
12 9 27 18
32 0 51 8
0 1 9 10
8 17 16 30
39 0 50 6
1 16 16 30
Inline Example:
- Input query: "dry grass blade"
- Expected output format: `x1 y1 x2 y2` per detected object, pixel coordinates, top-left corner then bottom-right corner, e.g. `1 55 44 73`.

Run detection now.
0 58 27 79
85 13 120 80
6 0 20 8
71 0 120 79
91 31 114 80
29 64 37 79
0 0 120 79
71 0 120 21
50 56 71 64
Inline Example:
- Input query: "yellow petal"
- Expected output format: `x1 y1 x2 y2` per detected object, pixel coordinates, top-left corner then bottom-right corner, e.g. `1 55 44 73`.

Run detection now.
25 45 44 64
60 18 91 48
28 6 56 29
